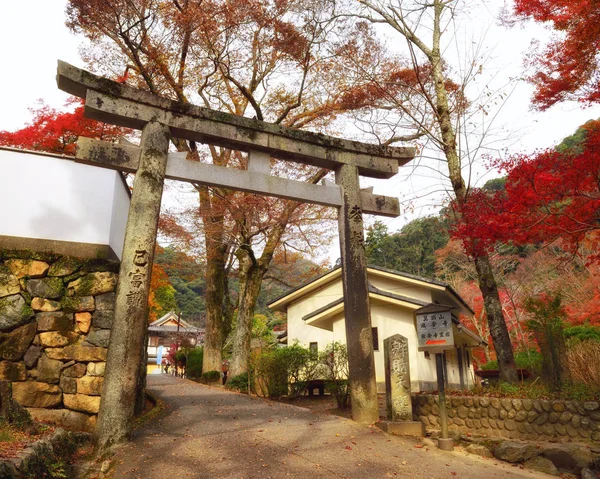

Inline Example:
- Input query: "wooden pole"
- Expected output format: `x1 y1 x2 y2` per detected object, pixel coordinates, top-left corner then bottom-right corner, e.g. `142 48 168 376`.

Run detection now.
436 353 454 450
96 121 170 452
336 164 379 424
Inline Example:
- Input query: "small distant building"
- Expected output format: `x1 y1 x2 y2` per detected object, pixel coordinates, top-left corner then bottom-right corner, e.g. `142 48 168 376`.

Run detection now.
269 265 486 392
147 311 204 373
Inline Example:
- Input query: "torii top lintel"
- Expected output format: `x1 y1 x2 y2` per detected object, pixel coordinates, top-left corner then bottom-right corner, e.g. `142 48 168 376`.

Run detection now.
56 61 414 180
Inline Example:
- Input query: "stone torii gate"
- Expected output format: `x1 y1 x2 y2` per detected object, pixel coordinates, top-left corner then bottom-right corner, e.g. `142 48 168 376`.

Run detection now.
55 61 415 450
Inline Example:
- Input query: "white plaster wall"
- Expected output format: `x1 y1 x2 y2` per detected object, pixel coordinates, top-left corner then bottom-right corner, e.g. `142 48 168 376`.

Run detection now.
0 148 130 258
108 173 130 259
287 300 335 351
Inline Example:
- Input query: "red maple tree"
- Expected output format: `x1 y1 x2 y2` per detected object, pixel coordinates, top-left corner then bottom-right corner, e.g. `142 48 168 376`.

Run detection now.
0 99 127 155
453 120 600 263
513 0 600 109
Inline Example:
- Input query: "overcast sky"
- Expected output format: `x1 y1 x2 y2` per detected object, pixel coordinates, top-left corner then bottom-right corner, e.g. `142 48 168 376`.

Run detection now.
1 0 599 249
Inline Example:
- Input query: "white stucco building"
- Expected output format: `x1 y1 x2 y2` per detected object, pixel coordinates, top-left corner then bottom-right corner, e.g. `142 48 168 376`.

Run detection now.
269 265 485 392
0 146 130 259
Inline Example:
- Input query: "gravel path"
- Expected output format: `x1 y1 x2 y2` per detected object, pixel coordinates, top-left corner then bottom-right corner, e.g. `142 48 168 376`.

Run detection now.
111 375 551 479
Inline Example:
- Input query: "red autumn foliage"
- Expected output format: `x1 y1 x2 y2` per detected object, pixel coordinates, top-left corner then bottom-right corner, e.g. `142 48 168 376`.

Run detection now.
452 120 600 263
513 0 600 109
0 99 128 155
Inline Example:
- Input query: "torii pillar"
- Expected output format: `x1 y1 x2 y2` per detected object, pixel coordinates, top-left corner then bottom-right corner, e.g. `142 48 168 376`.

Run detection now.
96 122 170 450
337 164 379 423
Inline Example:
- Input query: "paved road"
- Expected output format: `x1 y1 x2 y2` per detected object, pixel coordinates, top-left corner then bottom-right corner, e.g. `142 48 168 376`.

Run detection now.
111 375 550 479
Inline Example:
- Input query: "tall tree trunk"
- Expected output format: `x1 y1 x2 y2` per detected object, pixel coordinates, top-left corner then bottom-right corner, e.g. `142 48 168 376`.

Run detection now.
227 169 327 380
357 0 518 383
228 255 265 378
428 0 517 383
199 185 228 374
474 256 518 382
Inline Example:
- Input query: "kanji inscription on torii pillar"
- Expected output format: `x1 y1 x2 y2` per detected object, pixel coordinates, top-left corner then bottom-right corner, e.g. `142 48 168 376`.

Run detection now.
53 60 415 449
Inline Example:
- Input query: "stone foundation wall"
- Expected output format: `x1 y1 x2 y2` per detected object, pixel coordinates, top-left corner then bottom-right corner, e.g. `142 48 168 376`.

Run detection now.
0 249 119 431
412 394 600 443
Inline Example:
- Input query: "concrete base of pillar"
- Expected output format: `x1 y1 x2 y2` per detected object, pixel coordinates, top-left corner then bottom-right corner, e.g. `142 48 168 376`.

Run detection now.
437 437 454 451
376 421 425 437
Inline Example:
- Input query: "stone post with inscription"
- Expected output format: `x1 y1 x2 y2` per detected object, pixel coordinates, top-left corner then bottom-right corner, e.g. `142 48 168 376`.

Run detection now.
96 121 170 451
384 334 412 421
377 334 425 436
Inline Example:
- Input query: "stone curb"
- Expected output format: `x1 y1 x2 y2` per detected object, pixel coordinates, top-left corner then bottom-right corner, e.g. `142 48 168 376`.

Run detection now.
0 428 91 478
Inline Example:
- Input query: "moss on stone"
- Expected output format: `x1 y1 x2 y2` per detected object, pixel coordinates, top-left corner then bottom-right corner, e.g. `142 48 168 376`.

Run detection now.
63 271 86 284
48 257 81 277
0 264 13 278
0 296 30 319
60 297 79 313
26 278 64 300
21 291 32 304
70 275 95 296
1 249 59 263
0 297 10 315
80 259 120 274
20 304 34 320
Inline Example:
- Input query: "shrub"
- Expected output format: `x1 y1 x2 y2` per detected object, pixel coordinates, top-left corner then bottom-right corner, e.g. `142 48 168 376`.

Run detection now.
320 342 350 409
226 372 249 393
277 344 320 399
201 370 221 383
481 349 542 374
564 325 600 344
251 350 287 398
175 349 187 364
250 343 320 398
454 380 598 401
186 347 203 378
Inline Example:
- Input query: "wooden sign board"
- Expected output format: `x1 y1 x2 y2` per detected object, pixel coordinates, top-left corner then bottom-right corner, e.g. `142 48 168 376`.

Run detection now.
415 304 454 352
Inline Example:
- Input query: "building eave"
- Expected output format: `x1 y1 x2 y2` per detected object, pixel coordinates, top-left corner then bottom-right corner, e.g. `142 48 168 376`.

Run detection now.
302 286 429 329
268 264 473 313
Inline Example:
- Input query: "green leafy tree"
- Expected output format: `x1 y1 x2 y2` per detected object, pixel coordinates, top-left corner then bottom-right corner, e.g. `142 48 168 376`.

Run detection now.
366 217 449 277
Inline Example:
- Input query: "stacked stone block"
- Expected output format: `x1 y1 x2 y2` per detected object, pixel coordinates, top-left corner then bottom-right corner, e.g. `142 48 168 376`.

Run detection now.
413 394 600 443
0 251 119 431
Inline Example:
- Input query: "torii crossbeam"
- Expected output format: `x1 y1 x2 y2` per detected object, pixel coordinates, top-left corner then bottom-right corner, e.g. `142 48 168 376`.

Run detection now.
55 61 415 450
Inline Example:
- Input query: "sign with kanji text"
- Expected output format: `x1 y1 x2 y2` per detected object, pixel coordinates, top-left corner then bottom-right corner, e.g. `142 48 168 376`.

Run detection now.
415 304 454 352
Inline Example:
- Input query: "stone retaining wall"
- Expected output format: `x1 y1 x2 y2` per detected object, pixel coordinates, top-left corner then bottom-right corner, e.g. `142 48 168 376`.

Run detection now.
412 394 600 443
0 249 119 431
